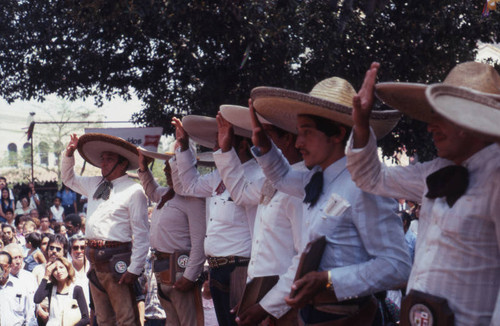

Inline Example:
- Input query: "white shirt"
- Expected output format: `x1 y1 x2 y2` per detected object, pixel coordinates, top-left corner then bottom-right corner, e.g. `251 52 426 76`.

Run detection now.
346 129 500 326
61 154 150 275
50 205 65 223
213 148 305 318
255 143 411 301
175 148 256 258
138 168 206 282
0 276 37 326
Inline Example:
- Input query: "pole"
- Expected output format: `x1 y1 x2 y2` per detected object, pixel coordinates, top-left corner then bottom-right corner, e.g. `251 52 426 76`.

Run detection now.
30 133 34 183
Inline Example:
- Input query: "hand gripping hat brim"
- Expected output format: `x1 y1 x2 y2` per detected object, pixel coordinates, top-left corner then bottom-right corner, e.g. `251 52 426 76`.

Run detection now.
426 84 500 142
219 104 273 133
375 61 500 124
251 77 401 139
139 147 215 167
77 133 140 170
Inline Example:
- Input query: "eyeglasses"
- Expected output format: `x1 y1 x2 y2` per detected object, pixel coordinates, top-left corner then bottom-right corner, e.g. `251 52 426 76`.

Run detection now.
49 246 62 252
72 245 85 251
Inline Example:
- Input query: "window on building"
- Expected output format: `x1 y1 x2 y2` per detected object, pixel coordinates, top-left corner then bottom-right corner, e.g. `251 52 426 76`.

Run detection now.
7 143 17 167
22 142 32 166
39 142 49 166
54 141 63 166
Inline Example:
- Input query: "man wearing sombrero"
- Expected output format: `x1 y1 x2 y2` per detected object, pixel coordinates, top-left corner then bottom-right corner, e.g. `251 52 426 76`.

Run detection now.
249 76 411 325
347 62 500 325
172 115 259 326
62 133 149 326
136 147 206 326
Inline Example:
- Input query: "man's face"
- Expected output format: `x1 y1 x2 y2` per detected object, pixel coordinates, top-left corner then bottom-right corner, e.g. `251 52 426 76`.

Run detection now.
2 227 13 240
427 117 477 164
7 249 23 275
5 211 13 222
295 116 337 169
100 152 127 180
30 210 39 219
40 218 50 230
47 242 64 261
65 221 79 237
0 255 10 284
23 224 35 236
262 124 288 153
54 198 61 207
0 178 6 189
71 240 86 264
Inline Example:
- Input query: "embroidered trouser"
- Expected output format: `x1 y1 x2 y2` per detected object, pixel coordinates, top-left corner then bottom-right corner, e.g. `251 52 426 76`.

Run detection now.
157 283 204 326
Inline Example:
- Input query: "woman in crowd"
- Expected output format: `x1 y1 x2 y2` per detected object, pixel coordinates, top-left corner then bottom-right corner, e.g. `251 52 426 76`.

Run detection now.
49 197 65 223
0 188 15 223
24 232 47 272
14 195 31 216
34 257 90 326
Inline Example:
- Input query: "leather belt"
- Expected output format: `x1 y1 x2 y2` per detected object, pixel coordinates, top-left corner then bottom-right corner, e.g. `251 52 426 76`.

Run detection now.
87 240 131 249
207 256 250 269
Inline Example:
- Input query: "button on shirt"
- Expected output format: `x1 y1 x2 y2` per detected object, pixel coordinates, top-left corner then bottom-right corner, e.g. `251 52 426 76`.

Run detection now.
62 154 150 275
138 168 206 282
346 129 500 326
255 143 411 301
213 148 306 318
0 276 37 326
175 148 257 258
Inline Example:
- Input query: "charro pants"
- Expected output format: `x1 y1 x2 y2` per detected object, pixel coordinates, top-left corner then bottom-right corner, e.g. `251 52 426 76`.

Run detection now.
157 283 204 326
89 270 140 326
209 264 247 326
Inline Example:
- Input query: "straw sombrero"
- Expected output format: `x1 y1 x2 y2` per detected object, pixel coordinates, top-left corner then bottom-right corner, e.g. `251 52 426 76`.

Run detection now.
425 84 500 142
219 104 273 133
182 115 252 149
77 133 140 170
375 61 500 123
251 77 401 139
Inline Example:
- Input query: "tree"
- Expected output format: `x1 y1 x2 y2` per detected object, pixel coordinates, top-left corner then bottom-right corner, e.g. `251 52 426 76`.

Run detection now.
0 0 498 161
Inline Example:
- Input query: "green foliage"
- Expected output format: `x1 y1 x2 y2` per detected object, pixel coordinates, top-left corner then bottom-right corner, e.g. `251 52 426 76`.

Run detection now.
0 0 499 161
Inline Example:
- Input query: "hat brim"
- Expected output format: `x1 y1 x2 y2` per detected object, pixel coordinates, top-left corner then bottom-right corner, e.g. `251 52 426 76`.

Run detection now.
196 151 215 167
77 133 140 170
220 105 272 133
138 148 174 161
426 84 500 142
251 86 401 139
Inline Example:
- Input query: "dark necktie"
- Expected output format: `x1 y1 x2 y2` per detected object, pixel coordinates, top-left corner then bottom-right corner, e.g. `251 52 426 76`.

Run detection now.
93 180 113 200
157 188 175 209
304 171 323 208
215 181 226 195
425 165 469 207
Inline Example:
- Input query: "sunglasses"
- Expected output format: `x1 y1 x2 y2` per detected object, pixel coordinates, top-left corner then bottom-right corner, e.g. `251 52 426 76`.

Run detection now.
49 246 62 252
72 245 85 251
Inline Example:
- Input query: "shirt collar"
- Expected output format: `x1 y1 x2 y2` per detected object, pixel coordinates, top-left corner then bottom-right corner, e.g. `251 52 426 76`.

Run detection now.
322 156 347 184
463 143 500 173
109 174 129 185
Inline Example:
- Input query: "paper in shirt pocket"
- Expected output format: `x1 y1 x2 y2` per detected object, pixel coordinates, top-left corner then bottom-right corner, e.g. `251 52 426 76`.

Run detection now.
323 193 350 216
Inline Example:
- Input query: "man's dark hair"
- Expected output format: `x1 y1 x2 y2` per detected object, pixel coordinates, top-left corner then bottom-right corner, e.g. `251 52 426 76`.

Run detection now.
299 114 352 146
25 232 42 249
41 233 55 244
0 177 6 182
47 233 69 257
4 208 13 215
1 224 15 233
64 213 82 227
0 251 12 264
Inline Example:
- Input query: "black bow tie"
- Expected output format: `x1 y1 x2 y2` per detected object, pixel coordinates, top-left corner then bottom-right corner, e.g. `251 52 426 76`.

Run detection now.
425 165 469 207
93 180 113 200
304 171 323 208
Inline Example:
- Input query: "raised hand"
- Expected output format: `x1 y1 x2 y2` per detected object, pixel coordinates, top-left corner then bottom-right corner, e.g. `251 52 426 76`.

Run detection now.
216 112 234 152
138 151 149 172
249 98 272 154
352 62 380 148
171 117 189 151
66 134 79 157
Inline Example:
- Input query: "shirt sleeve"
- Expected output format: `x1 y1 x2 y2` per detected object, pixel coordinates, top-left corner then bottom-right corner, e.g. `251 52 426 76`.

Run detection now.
138 168 170 203
329 191 412 300
213 148 265 207
175 148 216 197
33 278 51 304
61 153 99 198
127 187 150 275
169 156 185 195
345 128 431 203
73 285 90 326
183 197 207 281
253 143 307 199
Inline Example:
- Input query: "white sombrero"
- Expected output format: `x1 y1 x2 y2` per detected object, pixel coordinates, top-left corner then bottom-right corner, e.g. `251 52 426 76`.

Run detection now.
219 104 273 133
77 133 140 170
138 147 215 167
375 61 500 123
425 84 500 142
182 115 252 149
251 77 401 139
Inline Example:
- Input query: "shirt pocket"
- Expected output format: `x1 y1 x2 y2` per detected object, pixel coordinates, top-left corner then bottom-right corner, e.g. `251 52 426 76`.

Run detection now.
209 197 236 224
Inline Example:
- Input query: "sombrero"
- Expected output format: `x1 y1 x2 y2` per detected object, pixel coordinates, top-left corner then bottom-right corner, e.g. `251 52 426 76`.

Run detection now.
219 104 273 133
182 115 253 149
138 147 215 167
375 61 500 123
251 77 401 139
425 84 500 142
77 133 140 170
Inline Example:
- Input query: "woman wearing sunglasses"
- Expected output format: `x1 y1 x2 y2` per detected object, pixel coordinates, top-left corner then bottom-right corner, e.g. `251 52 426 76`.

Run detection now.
34 257 90 326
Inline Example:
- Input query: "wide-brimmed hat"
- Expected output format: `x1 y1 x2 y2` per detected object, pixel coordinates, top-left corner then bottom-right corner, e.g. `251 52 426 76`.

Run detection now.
77 133 140 170
138 147 215 167
425 84 500 141
219 104 274 133
182 115 252 149
251 77 401 139
375 61 500 123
